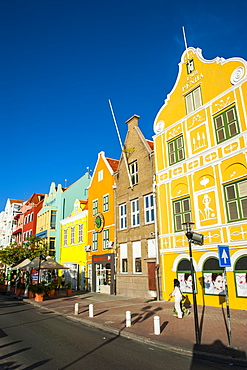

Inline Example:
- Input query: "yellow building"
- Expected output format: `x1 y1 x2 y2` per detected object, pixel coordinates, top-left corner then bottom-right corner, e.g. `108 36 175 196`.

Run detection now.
60 199 88 290
87 151 119 294
153 47 247 310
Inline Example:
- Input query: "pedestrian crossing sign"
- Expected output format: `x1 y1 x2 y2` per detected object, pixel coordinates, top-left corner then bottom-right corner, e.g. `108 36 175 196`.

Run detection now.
218 245 231 267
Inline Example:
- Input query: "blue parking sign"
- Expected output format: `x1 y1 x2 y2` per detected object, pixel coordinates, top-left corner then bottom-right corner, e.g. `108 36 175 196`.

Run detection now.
218 245 231 267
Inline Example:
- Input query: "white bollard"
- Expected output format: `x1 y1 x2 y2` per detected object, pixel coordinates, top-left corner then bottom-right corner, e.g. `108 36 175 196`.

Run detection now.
75 303 79 315
126 310 131 327
89 304 94 318
154 315 160 335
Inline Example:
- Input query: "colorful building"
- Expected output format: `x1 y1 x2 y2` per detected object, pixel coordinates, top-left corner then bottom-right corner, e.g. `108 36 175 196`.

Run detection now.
114 115 158 299
87 151 119 294
0 199 24 248
60 199 88 290
153 47 247 310
36 172 91 259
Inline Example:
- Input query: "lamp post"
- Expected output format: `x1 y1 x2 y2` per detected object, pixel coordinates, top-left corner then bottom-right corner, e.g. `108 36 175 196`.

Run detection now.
37 251 46 284
182 221 200 345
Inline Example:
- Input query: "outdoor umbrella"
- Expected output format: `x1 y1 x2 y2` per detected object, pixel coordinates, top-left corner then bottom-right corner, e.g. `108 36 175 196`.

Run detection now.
25 257 40 270
40 256 68 270
12 258 31 270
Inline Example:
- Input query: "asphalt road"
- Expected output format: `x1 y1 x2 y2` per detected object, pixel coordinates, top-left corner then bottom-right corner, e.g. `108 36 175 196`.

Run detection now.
0 294 245 370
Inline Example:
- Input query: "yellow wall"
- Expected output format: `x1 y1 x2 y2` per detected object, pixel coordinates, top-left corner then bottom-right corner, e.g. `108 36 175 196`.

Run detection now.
154 47 247 310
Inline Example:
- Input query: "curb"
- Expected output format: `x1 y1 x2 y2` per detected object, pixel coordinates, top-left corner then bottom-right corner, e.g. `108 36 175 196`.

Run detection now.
27 299 247 367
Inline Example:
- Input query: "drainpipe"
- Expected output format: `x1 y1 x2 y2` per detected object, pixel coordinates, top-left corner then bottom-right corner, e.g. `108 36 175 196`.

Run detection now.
153 174 160 301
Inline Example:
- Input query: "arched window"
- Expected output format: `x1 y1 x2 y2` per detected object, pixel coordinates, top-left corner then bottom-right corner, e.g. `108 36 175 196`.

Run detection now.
177 259 194 294
234 256 247 298
203 257 225 295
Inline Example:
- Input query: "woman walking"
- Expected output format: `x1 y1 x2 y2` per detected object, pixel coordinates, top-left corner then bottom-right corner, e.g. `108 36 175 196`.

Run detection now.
169 278 183 319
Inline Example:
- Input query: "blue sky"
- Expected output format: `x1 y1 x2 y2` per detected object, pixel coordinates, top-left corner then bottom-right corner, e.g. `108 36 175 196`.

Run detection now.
0 0 246 211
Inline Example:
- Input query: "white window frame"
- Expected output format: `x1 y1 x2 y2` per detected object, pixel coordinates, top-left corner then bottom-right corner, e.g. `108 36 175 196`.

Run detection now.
102 229 109 250
119 203 127 230
132 241 142 274
78 224 83 243
103 194 109 212
131 199 140 227
98 170 103 182
185 86 202 114
64 229 68 246
129 161 138 186
92 199 98 216
92 232 98 251
144 194 154 224
71 226 75 244
120 243 128 273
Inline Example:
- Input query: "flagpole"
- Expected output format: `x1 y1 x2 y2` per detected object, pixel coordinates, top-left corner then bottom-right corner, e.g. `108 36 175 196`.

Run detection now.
108 99 133 188
182 26 190 60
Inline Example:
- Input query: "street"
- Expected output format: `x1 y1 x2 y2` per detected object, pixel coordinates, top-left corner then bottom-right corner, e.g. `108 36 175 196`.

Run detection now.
0 294 245 370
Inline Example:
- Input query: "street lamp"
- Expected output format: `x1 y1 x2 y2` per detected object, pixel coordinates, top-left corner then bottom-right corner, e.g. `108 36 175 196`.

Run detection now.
182 221 203 345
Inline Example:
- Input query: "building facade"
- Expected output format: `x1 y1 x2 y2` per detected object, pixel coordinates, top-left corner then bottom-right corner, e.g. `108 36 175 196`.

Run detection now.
153 47 247 310
115 115 159 299
0 199 24 248
60 199 88 290
87 151 119 294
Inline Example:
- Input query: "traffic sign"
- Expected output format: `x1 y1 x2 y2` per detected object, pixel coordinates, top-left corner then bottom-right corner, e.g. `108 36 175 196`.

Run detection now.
218 245 231 267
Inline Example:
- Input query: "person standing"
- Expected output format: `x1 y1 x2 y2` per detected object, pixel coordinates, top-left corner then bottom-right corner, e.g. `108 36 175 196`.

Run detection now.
169 279 183 319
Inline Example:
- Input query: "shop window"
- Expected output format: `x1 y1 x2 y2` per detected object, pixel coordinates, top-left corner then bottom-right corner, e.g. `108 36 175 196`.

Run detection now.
234 256 247 298
214 106 239 144
173 197 192 232
168 136 185 165
185 86 202 114
203 258 225 295
120 243 128 273
133 241 142 273
224 179 247 222
177 259 194 294
119 203 127 229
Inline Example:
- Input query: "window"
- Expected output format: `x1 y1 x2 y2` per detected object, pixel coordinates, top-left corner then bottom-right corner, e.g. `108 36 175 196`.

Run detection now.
203 258 225 295
132 241 142 273
119 203 127 229
50 210 56 229
177 259 194 294
122 258 128 273
103 194 109 212
173 197 192 232
214 106 239 144
129 161 138 185
224 180 247 222
79 224 83 243
30 213 34 222
103 229 109 250
234 256 247 298
92 199 98 216
92 232 98 251
28 214 31 223
144 194 154 223
98 170 103 182
168 136 185 165
185 86 202 114
64 229 68 246
71 226 75 244
131 199 140 227
49 237 55 257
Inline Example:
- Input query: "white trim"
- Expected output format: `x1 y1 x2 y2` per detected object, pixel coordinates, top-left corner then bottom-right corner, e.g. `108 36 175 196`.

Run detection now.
171 253 198 272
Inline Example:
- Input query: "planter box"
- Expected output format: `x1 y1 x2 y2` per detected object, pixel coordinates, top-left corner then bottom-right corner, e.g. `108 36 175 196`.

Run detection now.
48 289 55 297
28 291 35 299
66 289 72 297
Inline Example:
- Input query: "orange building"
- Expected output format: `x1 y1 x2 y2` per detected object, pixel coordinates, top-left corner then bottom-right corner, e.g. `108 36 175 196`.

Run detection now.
87 151 119 294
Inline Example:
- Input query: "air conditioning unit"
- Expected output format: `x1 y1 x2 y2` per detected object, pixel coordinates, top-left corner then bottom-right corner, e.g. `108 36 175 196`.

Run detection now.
106 241 114 249
85 245 91 252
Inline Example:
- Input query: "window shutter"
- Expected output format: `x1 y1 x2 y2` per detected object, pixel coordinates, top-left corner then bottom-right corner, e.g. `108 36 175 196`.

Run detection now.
193 87 202 109
228 201 239 220
185 93 193 114
226 185 236 200
241 199 247 218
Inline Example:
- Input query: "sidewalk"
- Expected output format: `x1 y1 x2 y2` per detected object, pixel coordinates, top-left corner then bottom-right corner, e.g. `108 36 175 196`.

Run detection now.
22 290 247 363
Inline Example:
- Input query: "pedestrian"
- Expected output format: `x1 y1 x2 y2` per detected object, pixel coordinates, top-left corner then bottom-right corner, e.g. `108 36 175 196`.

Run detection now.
61 275 65 289
169 278 183 319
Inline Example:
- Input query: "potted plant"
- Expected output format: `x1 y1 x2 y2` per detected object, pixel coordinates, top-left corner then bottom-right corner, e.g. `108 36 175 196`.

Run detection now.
65 281 72 296
34 283 46 302
47 282 57 297
17 282 25 296
28 284 36 299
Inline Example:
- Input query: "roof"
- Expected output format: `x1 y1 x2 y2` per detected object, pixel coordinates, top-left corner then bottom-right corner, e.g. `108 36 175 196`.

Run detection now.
9 199 24 204
106 157 119 172
146 140 154 150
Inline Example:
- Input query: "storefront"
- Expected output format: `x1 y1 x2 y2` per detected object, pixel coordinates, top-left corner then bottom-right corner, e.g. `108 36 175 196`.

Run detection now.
92 253 115 294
